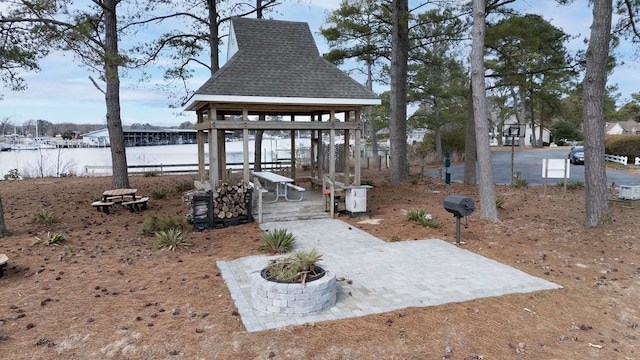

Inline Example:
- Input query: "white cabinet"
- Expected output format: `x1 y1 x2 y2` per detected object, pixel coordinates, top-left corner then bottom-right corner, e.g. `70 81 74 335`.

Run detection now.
619 185 640 200
344 185 373 214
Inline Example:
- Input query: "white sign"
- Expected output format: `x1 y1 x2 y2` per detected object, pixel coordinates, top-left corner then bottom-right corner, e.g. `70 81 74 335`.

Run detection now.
542 159 570 179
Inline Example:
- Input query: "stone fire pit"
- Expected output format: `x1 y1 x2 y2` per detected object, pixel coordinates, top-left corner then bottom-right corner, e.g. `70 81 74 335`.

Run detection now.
251 267 337 315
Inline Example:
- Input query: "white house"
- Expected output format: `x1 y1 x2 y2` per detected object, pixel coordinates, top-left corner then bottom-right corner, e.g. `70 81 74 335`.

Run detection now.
492 118 551 146
606 121 640 135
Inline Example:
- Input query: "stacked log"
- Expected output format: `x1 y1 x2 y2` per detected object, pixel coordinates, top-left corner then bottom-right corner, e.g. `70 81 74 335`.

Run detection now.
213 182 251 219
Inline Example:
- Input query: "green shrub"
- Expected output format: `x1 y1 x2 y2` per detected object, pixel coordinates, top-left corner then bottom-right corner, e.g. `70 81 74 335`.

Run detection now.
418 216 442 229
556 180 584 190
360 179 375 186
496 197 505 209
33 209 56 226
406 209 428 222
4 168 21 180
390 234 400 242
151 189 168 200
144 171 159 177
407 209 442 228
513 178 528 188
174 180 194 192
32 232 65 246
263 249 322 283
258 228 296 254
605 134 640 159
142 215 187 235
409 174 420 185
154 229 192 251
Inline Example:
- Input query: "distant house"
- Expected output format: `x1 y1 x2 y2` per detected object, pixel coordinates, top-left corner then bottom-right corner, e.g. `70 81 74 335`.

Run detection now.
606 121 640 135
492 118 551 146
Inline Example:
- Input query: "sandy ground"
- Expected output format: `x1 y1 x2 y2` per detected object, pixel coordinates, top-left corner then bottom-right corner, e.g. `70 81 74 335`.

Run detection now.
0 167 639 359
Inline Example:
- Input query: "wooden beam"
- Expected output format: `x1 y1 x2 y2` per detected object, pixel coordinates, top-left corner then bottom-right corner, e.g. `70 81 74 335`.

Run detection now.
195 120 362 131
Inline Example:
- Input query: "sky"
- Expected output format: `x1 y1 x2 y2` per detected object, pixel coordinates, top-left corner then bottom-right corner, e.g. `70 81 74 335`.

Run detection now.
0 0 638 128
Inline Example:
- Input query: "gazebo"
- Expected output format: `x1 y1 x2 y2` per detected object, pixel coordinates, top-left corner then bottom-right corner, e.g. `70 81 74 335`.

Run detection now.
183 17 381 190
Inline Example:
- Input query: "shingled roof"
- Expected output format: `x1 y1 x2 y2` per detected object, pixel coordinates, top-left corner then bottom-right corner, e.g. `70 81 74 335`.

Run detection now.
184 17 379 111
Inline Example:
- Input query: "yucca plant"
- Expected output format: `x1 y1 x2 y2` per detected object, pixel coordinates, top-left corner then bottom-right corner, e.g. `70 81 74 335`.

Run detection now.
263 249 323 286
513 178 528 188
496 197 506 209
33 209 56 226
406 209 427 222
154 229 192 251
258 228 296 254
174 180 194 192
151 189 168 200
32 232 65 246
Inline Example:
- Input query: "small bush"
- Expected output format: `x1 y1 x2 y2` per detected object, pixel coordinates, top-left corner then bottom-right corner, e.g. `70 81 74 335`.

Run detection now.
144 171 159 177
258 228 296 254
390 234 400 242
407 209 442 228
33 209 56 226
556 180 584 190
513 178 528 188
4 168 21 180
142 215 187 235
496 197 505 209
32 232 65 246
361 179 375 186
409 174 420 185
154 229 192 251
151 189 168 200
407 209 428 222
174 180 194 192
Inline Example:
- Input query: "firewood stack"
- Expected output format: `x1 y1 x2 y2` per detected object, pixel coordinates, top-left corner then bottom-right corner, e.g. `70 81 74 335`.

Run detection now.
212 181 251 219
183 181 253 229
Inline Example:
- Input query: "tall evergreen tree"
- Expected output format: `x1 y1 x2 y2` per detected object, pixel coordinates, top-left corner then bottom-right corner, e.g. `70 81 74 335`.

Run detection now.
389 0 409 185
471 0 498 221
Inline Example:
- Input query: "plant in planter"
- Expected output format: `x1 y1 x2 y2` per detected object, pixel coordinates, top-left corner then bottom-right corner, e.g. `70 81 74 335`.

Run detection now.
252 248 337 314
262 248 323 287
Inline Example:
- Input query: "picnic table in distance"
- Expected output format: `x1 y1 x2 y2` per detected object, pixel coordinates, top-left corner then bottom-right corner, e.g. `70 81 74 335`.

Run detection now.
92 188 149 214
252 171 305 202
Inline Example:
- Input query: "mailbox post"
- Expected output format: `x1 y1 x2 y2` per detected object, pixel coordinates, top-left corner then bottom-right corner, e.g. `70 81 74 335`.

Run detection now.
443 195 475 244
444 152 451 184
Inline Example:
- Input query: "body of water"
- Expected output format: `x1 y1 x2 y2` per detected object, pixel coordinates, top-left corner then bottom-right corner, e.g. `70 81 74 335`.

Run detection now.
0 138 310 178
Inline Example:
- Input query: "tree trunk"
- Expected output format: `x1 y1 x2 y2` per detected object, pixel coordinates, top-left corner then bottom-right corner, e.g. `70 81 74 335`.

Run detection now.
464 85 477 184
471 0 498 221
0 193 7 237
583 0 612 227
389 0 409 185
104 0 129 189
208 0 219 73
433 97 443 162
366 61 379 159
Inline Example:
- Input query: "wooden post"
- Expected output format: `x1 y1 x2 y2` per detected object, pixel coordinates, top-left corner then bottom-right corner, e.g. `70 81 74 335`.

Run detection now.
355 109 362 185
208 106 218 190
242 108 250 183
329 110 336 182
197 112 206 182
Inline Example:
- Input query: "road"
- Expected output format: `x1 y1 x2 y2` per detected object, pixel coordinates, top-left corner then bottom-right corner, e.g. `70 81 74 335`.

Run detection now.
425 147 640 186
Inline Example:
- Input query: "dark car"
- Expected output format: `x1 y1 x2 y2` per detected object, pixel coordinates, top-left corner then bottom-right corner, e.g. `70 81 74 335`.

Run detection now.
568 146 585 165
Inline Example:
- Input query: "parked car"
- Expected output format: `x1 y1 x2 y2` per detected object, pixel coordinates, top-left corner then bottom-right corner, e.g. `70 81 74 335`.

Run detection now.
568 146 585 164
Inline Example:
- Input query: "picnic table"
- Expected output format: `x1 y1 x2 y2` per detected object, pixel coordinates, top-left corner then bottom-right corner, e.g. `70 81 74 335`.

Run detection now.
252 171 305 202
92 188 149 214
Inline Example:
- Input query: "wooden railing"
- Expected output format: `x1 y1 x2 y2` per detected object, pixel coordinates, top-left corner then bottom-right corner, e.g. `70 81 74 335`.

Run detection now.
84 160 290 176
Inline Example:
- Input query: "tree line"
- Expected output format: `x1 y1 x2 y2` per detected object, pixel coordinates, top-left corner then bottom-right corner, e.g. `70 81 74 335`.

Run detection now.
2 0 640 236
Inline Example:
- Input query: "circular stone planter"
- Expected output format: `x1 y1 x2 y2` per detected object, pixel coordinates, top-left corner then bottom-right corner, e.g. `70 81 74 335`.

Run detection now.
251 267 337 315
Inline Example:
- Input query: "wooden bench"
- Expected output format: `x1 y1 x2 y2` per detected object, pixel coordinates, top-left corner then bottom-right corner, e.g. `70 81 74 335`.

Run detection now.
105 195 134 203
121 197 149 212
285 183 305 202
91 201 115 214
0 254 8 277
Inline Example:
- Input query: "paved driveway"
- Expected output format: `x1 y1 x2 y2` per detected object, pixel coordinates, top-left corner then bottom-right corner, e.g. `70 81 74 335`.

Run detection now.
426 148 640 186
